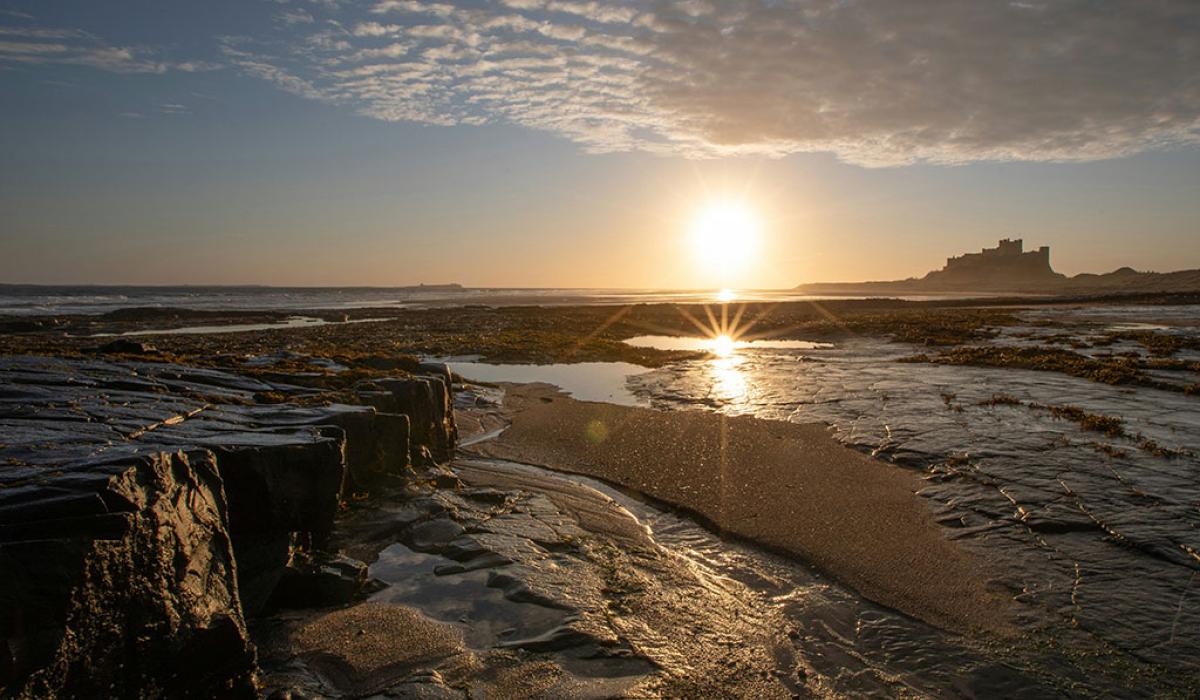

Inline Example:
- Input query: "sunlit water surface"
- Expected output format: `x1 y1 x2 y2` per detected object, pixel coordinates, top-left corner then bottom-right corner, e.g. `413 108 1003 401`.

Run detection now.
445 307 1200 694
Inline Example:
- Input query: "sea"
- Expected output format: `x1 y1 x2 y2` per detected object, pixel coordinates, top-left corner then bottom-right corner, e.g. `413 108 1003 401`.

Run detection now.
0 284 1006 316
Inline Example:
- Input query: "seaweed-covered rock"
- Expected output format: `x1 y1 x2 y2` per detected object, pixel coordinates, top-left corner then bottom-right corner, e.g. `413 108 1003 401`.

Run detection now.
86 339 158 355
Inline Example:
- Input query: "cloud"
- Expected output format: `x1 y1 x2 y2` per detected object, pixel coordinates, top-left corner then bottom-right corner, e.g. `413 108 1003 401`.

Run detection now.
195 1 1200 164
276 10 316 25
0 24 217 74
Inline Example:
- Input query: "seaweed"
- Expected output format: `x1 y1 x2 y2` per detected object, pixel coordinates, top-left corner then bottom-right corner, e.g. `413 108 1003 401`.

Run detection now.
977 394 1023 407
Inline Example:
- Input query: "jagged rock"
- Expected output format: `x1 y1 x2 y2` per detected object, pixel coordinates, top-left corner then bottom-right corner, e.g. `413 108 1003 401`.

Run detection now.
0 450 257 699
418 361 453 389
0 354 458 695
374 375 457 463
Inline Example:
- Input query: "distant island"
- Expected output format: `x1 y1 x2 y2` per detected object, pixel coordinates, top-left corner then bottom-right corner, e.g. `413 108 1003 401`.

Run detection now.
412 283 464 291
798 239 1200 295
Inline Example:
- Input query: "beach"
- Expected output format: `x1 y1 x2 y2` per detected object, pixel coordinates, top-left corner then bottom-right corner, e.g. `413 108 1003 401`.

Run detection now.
3 292 1199 696
470 383 1013 635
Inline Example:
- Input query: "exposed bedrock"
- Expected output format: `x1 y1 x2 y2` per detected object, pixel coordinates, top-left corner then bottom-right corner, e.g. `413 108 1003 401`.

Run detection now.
0 355 456 698
1 450 255 699
213 438 347 616
363 374 458 463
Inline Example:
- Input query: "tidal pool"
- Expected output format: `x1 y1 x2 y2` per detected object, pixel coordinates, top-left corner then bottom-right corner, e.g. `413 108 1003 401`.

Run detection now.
623 334 832 352
448 361 649 406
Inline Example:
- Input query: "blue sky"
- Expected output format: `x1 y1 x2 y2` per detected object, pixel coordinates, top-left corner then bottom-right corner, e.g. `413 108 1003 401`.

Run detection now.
1 0 1198 288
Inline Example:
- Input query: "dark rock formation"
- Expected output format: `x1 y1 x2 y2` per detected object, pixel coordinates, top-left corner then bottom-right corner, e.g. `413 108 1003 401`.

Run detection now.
1 450 255 699
0 355 456 698
362 371 457 464
268 553 370 610
85 339 158 355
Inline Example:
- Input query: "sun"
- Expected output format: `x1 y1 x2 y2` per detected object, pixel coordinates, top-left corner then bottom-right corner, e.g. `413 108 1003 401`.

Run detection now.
689 201 760 278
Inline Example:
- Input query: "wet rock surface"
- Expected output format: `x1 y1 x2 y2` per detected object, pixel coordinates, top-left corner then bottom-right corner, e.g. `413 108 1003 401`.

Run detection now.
0 354 456 698
1 449 256 699
257 438 802 698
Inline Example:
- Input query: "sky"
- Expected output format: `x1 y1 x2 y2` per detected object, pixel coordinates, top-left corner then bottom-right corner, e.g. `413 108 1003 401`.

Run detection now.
1 0 1198 289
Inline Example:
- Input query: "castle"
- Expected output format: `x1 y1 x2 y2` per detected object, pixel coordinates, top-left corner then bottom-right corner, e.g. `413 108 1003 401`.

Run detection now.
944 238 1050 272
798 237 1198 294
923 238 1061 287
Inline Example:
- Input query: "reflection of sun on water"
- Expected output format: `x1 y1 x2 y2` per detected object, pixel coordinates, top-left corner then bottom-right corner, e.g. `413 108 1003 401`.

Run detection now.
710 334 736 357
709 355 748 403
702 333 748 402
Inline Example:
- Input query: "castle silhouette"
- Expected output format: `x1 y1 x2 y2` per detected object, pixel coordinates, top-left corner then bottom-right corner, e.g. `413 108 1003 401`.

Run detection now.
923 238 1062 286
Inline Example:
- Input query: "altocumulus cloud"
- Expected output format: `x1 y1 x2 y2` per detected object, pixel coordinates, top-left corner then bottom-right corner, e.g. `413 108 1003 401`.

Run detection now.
22 0 1198 166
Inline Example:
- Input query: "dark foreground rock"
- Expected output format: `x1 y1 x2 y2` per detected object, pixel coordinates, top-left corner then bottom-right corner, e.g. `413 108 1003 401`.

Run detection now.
0 355 455 698
2 450 255 698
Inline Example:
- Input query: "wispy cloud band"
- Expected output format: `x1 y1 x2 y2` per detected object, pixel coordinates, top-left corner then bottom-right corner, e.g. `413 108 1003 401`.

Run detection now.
0 24 218 74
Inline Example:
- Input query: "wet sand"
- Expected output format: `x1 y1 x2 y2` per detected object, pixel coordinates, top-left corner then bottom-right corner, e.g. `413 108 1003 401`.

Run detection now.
470 383 1015 636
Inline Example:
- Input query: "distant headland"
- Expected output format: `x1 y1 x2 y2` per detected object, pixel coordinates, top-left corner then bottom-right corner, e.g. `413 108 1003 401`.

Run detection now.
798 239 1200 295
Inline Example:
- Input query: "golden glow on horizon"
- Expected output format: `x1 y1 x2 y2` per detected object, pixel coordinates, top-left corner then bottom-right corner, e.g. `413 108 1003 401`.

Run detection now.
716 288 737 302
689 201 761 280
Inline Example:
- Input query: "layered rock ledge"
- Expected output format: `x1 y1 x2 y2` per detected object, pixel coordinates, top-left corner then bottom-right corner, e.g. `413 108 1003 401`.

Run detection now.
0 355 455 698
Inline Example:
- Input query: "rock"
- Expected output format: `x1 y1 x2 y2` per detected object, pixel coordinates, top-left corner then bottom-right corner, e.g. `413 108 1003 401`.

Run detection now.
214 437 346 615
374 376 457 463
0 354 459 694
87 339 158 355
269 553 370 609
405 517 466 551
0 450 257 698
418 361 453 389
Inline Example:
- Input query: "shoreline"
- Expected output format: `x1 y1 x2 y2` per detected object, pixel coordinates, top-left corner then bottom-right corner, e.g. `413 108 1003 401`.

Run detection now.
5 332 1195 694
467 382 1016 636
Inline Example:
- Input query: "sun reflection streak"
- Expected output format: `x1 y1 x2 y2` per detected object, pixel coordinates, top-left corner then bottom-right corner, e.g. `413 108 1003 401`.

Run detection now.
652 298 849 407
708 355 749 403
710 334 736 357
